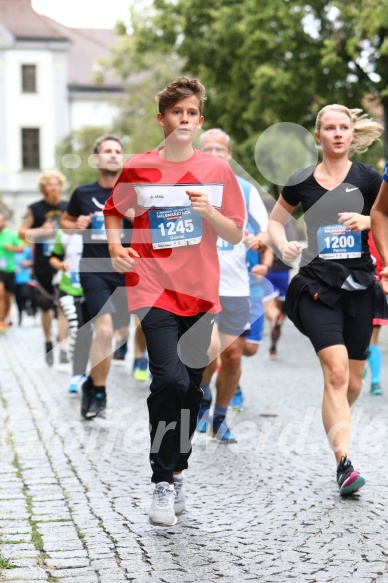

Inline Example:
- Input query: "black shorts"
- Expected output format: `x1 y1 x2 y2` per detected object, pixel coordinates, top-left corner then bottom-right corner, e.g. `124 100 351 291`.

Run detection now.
35 272 54 296
0 271 15 293
81 273 130 329
298 289 373 360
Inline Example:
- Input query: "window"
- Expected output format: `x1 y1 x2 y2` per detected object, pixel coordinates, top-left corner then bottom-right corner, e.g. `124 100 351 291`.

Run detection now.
21 64 37 93
22 128 40 169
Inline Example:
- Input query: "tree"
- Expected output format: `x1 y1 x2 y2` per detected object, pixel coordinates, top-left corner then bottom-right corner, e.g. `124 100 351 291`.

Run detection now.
96 17 182 155
111 0 387 187
90 0 387 195
316 0 388 156
56 126 111 196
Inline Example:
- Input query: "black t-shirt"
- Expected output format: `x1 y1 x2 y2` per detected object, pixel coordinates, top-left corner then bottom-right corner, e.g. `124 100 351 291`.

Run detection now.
264 195 299 272
29 199 68 275
67 181 132 281
282 162 382 269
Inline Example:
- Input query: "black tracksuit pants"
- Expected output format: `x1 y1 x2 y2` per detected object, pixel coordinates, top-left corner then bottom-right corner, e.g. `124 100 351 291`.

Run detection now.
138 308 214 484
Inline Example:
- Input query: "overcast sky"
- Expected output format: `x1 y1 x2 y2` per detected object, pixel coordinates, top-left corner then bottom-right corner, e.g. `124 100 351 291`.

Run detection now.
31 0 133 29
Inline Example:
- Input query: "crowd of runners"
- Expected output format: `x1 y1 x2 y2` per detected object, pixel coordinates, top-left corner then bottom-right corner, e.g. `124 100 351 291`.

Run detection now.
1 76 388 527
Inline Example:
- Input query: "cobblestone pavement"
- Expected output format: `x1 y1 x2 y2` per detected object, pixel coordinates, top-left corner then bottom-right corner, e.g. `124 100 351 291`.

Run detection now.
1 314 388 583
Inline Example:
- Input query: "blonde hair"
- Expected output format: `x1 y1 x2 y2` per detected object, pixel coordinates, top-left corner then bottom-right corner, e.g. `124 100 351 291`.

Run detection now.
315 104 383 157
38 170 66 194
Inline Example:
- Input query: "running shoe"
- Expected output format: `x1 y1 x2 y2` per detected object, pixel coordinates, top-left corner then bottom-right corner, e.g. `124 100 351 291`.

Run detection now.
173 474 185 515
134 356 149 381
59 350 70 364
68 374 86 394
45 341 54 366
148 482 177 526
336 456 366 496
270 313 284 344
196 401 211 433
269 345 277 360
0 321 8 334
370 382 382 396
80 376 96 419
211 416 237 444
113 341 128 361
229 385 244 411
87 391 107 418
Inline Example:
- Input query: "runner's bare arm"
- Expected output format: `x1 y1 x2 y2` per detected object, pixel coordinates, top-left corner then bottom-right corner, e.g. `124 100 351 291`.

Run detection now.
105 214 139 274
186 190 242 244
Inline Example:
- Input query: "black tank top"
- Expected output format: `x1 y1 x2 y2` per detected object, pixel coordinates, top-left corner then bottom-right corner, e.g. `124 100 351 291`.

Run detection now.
29 199 68 274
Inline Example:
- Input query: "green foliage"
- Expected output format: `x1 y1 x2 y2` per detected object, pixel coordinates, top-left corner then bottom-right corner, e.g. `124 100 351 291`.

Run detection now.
56 126 111 197
100 0 387 195
95 6 182 155
0 553 16 569
58 0 387 196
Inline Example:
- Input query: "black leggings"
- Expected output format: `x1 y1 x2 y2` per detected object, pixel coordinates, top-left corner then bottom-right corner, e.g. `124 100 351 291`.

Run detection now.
298 289 373 360
138 308 214 484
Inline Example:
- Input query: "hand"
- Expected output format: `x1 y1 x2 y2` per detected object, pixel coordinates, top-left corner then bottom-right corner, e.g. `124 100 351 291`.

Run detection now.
76 215 92 230
186 190 214 220
280 240 302 263
42 220 55 233
109 245 139 274
251 264 268 281
243 229 260 250
338 212 368 232
379 267 388 294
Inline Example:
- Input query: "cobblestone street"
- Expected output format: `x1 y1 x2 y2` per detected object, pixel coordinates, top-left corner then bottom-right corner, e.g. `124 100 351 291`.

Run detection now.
1 314 388 582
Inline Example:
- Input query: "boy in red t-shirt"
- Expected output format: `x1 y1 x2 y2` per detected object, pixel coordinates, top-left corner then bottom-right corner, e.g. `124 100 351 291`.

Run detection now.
104 77 245 527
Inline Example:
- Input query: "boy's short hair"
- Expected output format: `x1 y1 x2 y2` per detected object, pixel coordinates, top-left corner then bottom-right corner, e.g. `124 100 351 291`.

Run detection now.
156 77 207 116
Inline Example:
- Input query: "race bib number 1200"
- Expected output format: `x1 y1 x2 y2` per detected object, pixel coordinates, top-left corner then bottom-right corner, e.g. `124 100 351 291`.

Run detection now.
149 207 202 249
317 224 361 259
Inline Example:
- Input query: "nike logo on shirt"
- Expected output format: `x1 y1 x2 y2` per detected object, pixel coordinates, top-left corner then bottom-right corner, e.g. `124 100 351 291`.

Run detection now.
92 197 106 209
345 187 358 192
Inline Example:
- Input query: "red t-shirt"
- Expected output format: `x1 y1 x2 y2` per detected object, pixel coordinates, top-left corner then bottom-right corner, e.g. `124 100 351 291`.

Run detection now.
103 148 245 316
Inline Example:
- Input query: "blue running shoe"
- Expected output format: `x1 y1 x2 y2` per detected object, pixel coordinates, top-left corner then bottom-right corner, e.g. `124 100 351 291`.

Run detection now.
114 341 128 361
211 416 237 444
370 382 382 395
134 356 149 381
229 386 244 411
68 374 86 394
196 402 211 433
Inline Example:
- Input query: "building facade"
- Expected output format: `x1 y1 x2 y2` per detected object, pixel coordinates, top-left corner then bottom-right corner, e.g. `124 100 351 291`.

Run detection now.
0 0 124 222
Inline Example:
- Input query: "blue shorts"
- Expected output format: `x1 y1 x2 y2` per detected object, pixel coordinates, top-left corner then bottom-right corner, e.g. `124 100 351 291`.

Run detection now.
244 295 265 344
249 274 278 302
215 296 251 337
266 271 289 301
81 273 130 329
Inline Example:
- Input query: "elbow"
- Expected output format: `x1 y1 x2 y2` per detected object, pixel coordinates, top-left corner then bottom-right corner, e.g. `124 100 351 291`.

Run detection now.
231 227 243 245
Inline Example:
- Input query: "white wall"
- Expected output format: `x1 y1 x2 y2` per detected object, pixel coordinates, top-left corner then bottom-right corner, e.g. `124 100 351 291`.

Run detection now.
2 48 69 189
70 98 120 131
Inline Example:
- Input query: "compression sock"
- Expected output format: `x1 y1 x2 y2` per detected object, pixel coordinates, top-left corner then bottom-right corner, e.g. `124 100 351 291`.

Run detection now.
368 344 382 384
